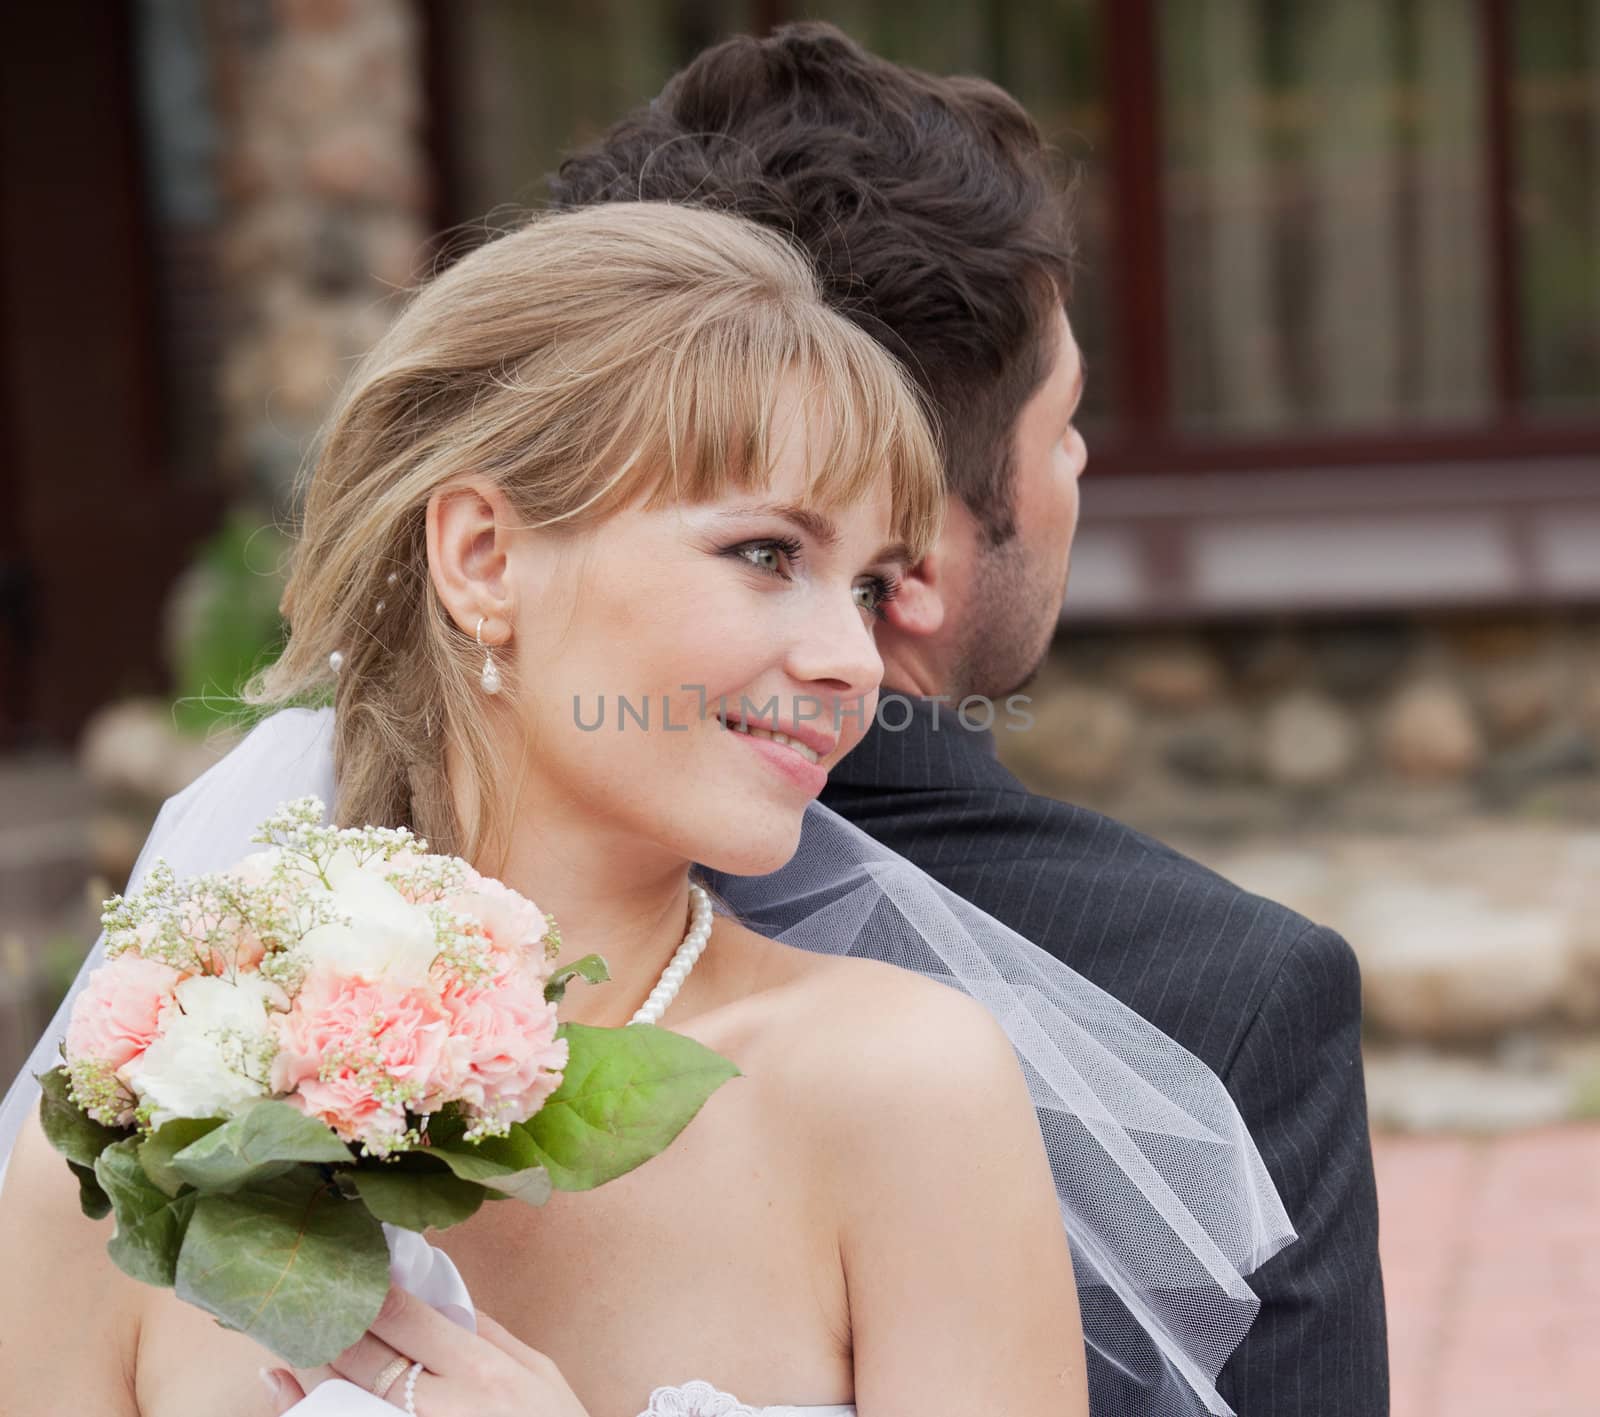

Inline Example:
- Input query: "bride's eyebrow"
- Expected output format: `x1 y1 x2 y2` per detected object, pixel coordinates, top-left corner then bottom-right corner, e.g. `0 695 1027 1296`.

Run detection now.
711 501 911 568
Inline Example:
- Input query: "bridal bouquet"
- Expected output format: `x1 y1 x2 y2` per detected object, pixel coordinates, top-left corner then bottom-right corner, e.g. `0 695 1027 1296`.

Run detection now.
36 798 737 1366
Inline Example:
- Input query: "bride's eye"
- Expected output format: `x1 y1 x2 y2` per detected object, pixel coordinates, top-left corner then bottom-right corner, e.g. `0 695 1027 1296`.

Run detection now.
854 573 901 620
728 535 804 577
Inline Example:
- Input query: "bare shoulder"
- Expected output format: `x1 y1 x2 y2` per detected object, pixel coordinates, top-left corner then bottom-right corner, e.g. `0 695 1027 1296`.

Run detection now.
701 917 1038 1182
0 1111 143 1410
744 934 1031 1140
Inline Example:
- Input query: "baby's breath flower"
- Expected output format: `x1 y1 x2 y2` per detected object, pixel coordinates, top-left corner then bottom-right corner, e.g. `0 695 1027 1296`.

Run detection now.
213 1024 278 1084
259 947 309 996
460 1113 515 1143
427 904 497 988
251 796 334 855
66 1058 133 1128
385 852 468 905
101 859 182 959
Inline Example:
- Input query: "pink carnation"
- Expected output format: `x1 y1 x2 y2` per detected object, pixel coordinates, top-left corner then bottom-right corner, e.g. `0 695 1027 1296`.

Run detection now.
449 870 547 961
65 954 181 1073
293 1071 406 1155
441 973 568 1125
272 968 455 1146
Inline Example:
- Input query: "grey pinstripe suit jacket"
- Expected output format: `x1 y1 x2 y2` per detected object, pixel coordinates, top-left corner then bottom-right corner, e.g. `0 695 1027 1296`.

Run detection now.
710 696 1387 1415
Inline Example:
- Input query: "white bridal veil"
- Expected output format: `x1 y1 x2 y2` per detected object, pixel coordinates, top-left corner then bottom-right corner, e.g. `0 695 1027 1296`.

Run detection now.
0 706 1293 1416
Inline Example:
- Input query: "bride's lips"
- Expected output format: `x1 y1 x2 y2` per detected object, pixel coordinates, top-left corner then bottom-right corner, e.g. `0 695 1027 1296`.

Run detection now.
717 714 832 796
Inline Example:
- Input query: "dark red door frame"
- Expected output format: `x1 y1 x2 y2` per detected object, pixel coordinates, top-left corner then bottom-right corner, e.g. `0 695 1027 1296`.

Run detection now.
1084 0 1600 477
1101 0 1170 445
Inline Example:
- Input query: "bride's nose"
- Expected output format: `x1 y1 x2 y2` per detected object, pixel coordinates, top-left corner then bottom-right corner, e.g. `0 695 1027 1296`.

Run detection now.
782 586 885 702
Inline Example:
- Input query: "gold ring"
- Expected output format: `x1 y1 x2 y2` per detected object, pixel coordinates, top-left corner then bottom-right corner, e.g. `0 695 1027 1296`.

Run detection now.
372 1354 412 1399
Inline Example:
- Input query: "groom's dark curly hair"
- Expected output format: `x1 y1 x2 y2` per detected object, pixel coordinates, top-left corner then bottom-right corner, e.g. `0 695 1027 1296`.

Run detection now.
546 21 1075 545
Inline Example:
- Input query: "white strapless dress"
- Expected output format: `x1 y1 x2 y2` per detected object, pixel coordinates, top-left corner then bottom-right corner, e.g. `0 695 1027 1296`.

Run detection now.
288 1229 855 1417
295 1376 851 1416
631 1379 853 1415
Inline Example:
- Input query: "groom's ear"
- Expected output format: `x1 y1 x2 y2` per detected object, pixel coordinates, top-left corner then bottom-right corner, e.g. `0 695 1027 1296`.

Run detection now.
878 494 979 641
878 554 946 639
426 479 518 634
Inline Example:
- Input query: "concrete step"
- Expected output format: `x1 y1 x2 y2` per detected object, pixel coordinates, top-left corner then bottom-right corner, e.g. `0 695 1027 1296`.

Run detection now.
0 752 95 919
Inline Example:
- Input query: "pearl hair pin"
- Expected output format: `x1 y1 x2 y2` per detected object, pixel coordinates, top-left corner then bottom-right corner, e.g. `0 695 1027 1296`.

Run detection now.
629 883 714 1025
329 575 401 677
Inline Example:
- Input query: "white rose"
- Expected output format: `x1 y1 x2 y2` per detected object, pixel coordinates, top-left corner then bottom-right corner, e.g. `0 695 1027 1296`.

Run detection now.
120 975 281 1127
175 973 283 1032
298 853 438 986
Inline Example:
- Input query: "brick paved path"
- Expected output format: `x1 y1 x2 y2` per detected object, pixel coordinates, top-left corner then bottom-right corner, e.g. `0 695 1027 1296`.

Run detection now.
1374 1125 1600 1417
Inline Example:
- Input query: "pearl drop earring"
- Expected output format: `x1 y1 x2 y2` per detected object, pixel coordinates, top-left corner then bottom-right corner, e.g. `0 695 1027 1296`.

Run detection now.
476 616 502 695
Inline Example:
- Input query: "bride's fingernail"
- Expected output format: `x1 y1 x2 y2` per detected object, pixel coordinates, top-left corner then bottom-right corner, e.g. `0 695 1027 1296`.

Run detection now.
258 1368 283 1399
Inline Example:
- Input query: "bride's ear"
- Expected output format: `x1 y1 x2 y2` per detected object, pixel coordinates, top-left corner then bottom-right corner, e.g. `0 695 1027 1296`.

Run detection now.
426 480 518 638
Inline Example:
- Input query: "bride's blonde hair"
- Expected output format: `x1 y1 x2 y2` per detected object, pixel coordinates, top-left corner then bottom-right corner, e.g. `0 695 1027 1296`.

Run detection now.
250 201 944 865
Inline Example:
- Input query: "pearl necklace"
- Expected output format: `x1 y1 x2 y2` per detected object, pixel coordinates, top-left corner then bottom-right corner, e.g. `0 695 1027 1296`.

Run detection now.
628 882 714 1026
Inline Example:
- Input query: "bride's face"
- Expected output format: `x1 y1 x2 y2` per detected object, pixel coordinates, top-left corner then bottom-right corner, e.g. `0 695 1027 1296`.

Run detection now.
493 388 908 876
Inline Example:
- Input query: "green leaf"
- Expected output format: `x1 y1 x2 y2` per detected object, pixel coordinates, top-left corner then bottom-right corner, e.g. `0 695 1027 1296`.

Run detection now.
94 1139 196 1286
140 1118 225 1198
520 1023 740 1191
175 1166 389 1367
425 1124 553 1206
347 1167 485 1231
169 510 291 735
68 1160 112 1220
543 952 611 1005
171 1101 352 1193
36 1066 124 1169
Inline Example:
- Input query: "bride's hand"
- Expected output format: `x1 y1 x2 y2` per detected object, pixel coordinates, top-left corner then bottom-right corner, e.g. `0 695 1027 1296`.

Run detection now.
261 1284 590 1416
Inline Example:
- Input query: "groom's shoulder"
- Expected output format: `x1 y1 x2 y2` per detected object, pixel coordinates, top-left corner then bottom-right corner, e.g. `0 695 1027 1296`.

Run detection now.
1011 793 1361 1075
829 774 1358 1074
837 762 1304 927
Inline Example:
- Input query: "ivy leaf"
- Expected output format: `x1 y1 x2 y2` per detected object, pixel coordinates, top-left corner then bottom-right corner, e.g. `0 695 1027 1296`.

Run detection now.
543 953 610 1005
346 1168 485 1231
140 1118 225 1198
68 1160 112 1220
175 1166 388 1367
36 1066 124 1169
171 1102 352 1193
519 1024 739 1191
94 1139 196 1287
424 1123 552 1207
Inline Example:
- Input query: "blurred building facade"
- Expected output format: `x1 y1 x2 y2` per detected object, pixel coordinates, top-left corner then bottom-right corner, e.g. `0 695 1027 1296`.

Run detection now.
2 0 1597 822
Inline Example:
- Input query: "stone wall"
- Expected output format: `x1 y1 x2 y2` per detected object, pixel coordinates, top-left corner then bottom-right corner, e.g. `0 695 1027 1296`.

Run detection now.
999 611 1600 1104
213 0 430 504
1001 611 1600 836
